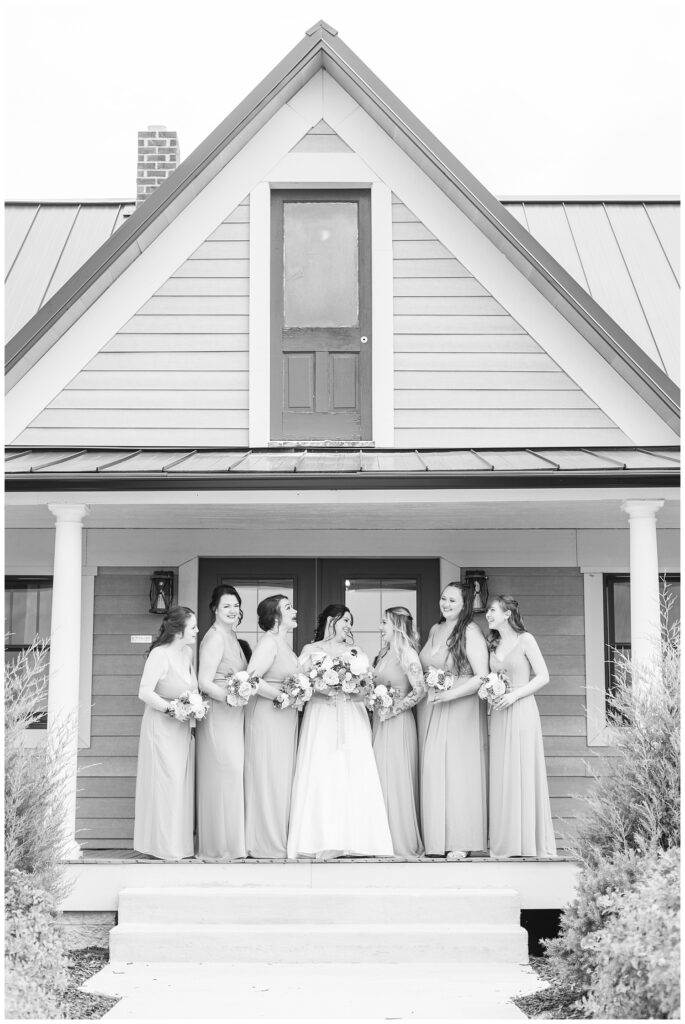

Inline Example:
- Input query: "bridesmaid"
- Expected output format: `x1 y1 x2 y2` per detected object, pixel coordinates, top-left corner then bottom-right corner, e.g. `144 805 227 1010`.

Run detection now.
243 594 299 858
419 581 489 858
372 606 425 859
485 595 557 859
133 606 199 860
196 585 252 860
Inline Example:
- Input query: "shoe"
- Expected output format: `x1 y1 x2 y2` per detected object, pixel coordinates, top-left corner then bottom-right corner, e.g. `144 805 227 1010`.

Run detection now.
446 850 467 860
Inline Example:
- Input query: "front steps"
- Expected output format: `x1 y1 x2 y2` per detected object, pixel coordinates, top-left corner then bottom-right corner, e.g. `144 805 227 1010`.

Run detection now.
109 885 529 964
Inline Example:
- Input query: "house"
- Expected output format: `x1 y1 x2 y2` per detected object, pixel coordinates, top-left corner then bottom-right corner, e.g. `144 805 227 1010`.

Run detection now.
5 21 679 935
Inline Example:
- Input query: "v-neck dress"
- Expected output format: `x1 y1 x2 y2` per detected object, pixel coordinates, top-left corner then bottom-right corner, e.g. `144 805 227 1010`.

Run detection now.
195 627 248 860
244 638 299 858
133 651 197 860
489 638 557 858
372 651 424 859
418 628 488 855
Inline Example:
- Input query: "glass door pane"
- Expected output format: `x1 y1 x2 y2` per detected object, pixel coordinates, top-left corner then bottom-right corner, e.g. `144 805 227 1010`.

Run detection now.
225 578 295 652
283 202 359 328
344 578 418 662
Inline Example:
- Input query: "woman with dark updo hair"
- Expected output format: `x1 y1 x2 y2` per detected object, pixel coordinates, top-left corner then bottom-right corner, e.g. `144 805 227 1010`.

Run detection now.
243 594 299 858
485 595 556 858
196 585 252 860
133 606 199 860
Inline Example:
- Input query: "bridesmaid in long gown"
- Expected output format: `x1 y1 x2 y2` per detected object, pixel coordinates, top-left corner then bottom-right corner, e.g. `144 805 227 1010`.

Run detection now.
485 595 557 858
133 606 199 860
243 594 299 858
287 605 393 859
372 606 425 859
419 581 489 858
196 585 252 860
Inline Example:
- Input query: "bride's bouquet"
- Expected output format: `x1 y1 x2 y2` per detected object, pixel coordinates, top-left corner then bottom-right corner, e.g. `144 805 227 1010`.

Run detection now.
224 670 260 707
424 666 453 692
165 690 210 722
273 672 313 711
478 671 510 712
366 682 401 717
306 646 375 697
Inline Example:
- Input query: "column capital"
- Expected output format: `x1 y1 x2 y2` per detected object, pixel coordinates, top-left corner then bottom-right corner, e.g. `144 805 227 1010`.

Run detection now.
48 503 90 524
621 499 665 521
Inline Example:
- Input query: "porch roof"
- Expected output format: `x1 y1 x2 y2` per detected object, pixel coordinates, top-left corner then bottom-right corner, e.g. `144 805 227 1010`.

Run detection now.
5 446 679 492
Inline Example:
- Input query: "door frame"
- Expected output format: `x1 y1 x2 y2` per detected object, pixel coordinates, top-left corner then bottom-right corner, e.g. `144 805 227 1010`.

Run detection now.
269 188 372 444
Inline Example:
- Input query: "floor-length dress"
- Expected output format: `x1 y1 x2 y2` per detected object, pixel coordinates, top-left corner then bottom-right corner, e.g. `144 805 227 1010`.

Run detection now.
372 652 424 859
419 632 488 854
195 628 247 859
244 642 299 858
287 649 393 859
489 639 557 858
133 655 197 859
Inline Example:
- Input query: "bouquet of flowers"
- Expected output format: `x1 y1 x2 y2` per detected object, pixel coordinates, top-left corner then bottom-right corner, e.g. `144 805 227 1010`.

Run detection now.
478 671 510 712
224 670 260 707
166 690 210 722
273 672 314 711
366 682 401 717
306 646 375 697
424 665 453 692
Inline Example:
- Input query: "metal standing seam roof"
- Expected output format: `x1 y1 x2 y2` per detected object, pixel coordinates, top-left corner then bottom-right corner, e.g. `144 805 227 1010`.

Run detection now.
4 446 680 490
5 198 680 383
2 21 679 433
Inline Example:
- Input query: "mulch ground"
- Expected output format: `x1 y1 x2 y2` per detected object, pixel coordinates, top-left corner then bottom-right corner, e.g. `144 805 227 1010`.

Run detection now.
62 947 119 1020
512 957 585 1019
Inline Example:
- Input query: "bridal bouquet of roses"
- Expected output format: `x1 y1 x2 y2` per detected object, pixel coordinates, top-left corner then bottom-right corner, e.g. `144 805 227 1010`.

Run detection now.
306 646 375 697
424 666 453 692
224 670 260 707
273 672 313 711
478 671 510 711
366 682 401 717
166 690 210 722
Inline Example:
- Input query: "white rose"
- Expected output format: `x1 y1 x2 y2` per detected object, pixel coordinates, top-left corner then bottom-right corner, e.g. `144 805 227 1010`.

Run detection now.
238 680 253 699
323 668 339 687
232 670 250 685
321 656 334 671
348 649 369 674
226 694 240 707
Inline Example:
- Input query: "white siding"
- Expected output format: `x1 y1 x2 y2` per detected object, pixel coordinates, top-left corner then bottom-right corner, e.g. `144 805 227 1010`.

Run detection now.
392 196 630 447
16 200 250 448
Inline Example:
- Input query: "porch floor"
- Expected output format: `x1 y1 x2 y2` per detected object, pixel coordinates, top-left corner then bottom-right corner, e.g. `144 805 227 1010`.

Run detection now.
71 849 572 864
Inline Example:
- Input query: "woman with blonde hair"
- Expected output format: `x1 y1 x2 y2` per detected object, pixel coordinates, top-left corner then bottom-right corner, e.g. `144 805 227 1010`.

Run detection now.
372 606 425 858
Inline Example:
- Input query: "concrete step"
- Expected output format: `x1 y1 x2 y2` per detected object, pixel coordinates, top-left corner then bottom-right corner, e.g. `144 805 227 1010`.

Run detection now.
117 886 520 926
109 921 529 964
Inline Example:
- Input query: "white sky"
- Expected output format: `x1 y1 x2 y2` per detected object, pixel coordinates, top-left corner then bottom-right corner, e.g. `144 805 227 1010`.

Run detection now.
3 0 681 200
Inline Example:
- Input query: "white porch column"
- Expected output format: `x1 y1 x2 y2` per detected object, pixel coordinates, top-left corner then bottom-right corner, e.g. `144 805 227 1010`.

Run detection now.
47 503 90 860
621 499 664 677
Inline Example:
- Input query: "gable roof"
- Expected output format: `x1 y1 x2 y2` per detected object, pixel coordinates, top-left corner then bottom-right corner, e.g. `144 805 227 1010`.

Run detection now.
5 197 680 382
4 20 680 433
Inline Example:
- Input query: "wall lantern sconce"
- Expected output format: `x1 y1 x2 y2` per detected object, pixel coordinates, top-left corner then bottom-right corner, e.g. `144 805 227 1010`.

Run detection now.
464 570 489 612
149 570 174 614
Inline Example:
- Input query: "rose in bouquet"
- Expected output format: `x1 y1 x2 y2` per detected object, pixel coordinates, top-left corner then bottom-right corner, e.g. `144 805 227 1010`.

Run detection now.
166 690 210 722
273 672 314 711
224 669 260 707
424 665 453 692
478 671 510 712
306 646 374 698
366 682 401 718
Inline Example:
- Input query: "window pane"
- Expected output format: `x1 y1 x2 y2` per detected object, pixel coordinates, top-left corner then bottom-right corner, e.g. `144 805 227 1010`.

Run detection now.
344 577 418 663
221 578 295 653
661 579 680 632
612 580 631 644
283 202 359 328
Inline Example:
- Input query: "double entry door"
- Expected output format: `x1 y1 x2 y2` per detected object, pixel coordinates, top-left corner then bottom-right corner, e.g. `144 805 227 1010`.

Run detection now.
197 558 440 660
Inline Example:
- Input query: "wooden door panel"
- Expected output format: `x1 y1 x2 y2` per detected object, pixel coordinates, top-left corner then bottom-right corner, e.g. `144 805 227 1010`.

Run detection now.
332 354 358 409
285 354 314 410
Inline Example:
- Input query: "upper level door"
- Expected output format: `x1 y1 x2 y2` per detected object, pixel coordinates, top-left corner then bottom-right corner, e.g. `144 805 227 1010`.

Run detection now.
270 190 372 443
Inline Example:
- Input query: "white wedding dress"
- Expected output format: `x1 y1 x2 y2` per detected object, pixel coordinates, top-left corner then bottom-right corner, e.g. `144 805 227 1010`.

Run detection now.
287 648 394 859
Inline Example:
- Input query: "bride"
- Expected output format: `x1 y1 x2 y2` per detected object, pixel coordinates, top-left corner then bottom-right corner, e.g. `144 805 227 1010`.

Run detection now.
287 604 394 859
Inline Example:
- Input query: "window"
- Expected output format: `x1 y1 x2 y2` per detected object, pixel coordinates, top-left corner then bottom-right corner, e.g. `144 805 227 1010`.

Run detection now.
604 573 680 695
5 576 52 728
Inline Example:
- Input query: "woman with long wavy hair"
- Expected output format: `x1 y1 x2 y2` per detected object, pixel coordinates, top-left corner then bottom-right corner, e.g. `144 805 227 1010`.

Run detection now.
372 606 425 859
485 595 556 859
418 582 489 858
133 606 199 860
196 585 252 860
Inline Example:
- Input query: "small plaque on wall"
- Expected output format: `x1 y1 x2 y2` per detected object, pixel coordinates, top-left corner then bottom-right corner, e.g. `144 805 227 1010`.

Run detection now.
131 635 152 644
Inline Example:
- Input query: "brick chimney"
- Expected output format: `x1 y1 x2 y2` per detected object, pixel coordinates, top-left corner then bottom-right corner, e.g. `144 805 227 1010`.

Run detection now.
136 125 179 205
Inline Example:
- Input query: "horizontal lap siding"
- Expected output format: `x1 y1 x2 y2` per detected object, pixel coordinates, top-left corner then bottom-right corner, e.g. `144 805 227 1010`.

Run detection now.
482 567 609 853
76 570 154 849
391 196 628 447
18 200 250 449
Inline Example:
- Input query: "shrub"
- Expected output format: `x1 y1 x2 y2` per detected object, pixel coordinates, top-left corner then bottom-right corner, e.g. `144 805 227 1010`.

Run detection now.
5 869 69 1019
583 847 680 1019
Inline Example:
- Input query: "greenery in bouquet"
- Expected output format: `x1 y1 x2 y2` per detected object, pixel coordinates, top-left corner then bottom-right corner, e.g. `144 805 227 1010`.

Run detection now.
424 665 453 692
225 670 260 707
306 646 374 696
165 690 210 721
273 672 314 710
